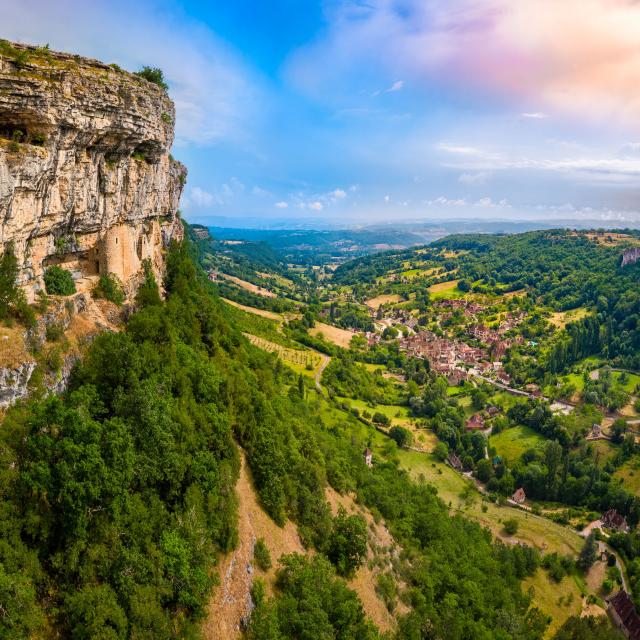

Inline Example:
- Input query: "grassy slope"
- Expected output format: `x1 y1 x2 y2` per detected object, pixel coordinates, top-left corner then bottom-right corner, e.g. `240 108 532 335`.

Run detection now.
490 425 546 465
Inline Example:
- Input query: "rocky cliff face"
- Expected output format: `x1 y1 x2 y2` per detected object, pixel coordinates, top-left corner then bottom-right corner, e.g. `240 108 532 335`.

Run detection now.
622 246 640 267
0 41 186 301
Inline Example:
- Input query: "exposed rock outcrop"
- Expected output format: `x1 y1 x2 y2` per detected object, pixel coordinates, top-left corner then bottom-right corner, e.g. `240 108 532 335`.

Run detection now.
0 41 186 301
621 247 640 267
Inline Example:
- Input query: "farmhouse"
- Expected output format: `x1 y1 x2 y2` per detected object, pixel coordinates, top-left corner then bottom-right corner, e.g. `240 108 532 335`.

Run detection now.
602 509 630 533
512 488 526 504
607 590 640 640
466 414 485 430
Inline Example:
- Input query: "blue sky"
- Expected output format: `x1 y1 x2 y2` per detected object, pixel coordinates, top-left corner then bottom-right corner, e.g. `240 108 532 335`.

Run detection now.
4 0 640 226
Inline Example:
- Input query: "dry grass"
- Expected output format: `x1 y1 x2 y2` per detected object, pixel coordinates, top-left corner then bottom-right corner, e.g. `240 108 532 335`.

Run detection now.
203 454 305 640
310 321 357 348
427 279 460 293
221 298 283 321
0 324 30 368
219 273 276 298
365 294 402 309
584 232 640 247
549 308 590 329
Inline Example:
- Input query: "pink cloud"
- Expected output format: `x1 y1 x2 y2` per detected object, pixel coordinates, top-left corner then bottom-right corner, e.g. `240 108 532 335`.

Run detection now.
288 0 640 126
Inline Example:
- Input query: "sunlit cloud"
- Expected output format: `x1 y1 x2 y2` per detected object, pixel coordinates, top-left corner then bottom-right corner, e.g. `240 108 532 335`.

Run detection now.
288 0 640 126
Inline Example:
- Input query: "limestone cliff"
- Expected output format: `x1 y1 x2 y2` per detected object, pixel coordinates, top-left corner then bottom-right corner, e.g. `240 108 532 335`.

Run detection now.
622 246 640 267
0 41 186 301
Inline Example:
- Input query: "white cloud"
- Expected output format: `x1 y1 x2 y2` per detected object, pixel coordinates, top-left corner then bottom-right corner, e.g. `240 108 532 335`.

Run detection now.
331 188 347 199
521 112 548 119
190 186 215 207
458 171 490 185
438 141 640 183
384 195 390 203
252 186 271 197
436 143 485 156
386 80 404 93
309 201 324 211
275 201 289 209
427 196 467 206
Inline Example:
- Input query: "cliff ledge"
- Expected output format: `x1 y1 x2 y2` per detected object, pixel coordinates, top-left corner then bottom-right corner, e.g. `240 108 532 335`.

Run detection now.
0 41 186 300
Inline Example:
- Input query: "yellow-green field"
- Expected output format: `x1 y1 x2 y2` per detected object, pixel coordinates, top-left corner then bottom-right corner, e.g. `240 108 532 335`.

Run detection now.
243 333 324 377
614 455 640 495
490 425 545 465
523 570 583 638
221 298 284 322
219 273 276 297
398 449 583 556
427 279 462 299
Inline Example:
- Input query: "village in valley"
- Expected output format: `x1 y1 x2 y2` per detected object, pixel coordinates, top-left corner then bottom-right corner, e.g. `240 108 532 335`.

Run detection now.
192 226 640 637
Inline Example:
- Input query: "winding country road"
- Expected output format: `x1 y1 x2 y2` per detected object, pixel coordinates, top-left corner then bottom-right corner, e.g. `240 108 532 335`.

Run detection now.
315 354 331 396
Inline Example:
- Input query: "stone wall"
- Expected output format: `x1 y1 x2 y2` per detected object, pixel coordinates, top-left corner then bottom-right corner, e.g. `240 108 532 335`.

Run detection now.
0 42 186 300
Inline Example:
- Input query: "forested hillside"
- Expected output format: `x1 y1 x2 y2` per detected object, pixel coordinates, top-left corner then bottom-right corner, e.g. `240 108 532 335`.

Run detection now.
0 230 550 639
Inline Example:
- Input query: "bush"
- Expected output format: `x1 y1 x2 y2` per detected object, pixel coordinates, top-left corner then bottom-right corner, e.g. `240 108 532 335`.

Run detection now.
326 507 367 577
44 266 76 296
389 426 412 449
503 518 519 535
372 412 391 426
93 273 125 305
254 538 272 572
434 441 449 461
134 66 168 90
45 322 64 342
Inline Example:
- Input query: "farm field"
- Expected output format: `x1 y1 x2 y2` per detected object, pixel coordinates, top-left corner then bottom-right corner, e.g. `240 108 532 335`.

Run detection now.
365 294 402 309
613 370 640 394
427 279 462 299
548 307 590 329
614 455 640 496
310 321 357 348
243 333 324 377
339 398 412 424
490 425 545 465
398 450 583 556
591 440 618 467
221 297 283 321
522 569 583 638
219 273 276 297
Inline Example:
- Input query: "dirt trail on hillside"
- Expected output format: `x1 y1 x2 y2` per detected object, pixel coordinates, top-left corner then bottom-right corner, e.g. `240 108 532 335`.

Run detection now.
203 454 305 640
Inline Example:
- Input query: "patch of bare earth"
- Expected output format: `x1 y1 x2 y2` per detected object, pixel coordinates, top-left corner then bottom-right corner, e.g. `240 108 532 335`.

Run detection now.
325 487 408 633
203 454 305 640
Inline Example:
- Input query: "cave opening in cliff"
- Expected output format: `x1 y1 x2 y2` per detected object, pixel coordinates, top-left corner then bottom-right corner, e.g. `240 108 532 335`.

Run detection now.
0 111 49 146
